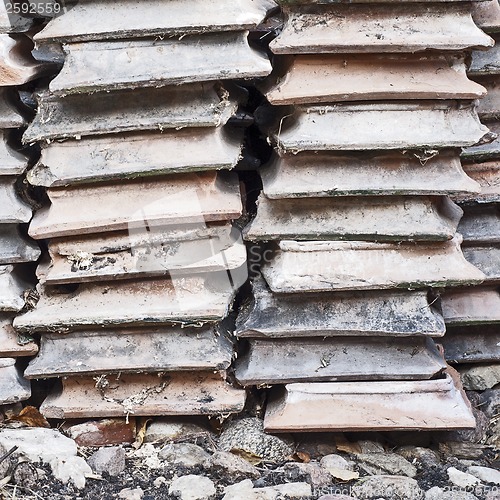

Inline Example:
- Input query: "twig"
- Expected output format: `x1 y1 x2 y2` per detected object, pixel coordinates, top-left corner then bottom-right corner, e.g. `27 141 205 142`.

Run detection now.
0 447 18 466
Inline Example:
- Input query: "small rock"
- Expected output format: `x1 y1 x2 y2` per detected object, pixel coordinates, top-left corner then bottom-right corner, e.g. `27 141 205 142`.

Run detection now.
448 408 489 444
352 475 424 500
357 452 417 478
425 486 478 500
12 462 38 489
154 476 168 488
208 451 260 480
159 443 210 467
320 454 355 471
222 480 311 500
223 479 254 498
439 442 485 459
145 418 211 443
50 455 92 490
467 466 500 485
284 461 332 488
118 487 144 500
87 446 125 477
396 446 440 467
447 467 481 488
460 365 500 390
169 475 216 500
130 443 162 469
486 419 500 449
358 440 385 453
218 418 294 463
64 418 136 447
273 482 312 497
479 389 500 418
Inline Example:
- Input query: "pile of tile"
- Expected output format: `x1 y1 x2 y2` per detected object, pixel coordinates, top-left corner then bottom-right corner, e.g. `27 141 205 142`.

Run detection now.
14 0 275 419
441 1 500 386
0 6 47 409
237 0 493 432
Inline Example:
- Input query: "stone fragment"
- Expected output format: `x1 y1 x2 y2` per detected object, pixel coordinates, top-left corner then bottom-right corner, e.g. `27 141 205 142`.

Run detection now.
479 389 500 418
460 365 500 390
439 442 486 459
284 461 333 487
118 488 144 500
218 418 294 463
145 418 212 443
447 467 481 488
87 446 125 477
396 447 440 467
208 451 261 480
64 418 136 447
50 456 92 490
468 466 500 485
159 443 210 468
425 486 478 500
169 475 216 500
352 475 424 500
357 453 417 477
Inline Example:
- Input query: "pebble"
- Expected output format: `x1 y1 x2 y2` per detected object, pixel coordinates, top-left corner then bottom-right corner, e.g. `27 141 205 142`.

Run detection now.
153 476 168 488
207 451 260 480
159 443 210 467
169 475 216 500
218 418 294 463
145 418 211 444
460 365 500 391
87 446 125 476
352 475 424 500
222 479 311 500
118 487 144 500
396 446 440 467
356 452 417 477
284 461 333 487
447 467 481 488
467 466 500 485
425 487 478 500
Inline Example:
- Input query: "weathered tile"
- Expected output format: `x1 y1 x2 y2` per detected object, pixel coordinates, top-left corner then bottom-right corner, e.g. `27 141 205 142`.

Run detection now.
471 0 500 33
35 0 276 42
24 84 239 143
458 206 500 244
0 89 26 128
39 238 246 284
270 5 493 54
0 179 32 224
441 326 500 364
0 266 27 312
28 172 242 239
63 419 136 447
25 326 233 378
49 32 272 94
28 129 243 187
266 54 484 105
272 103 488 152
462 246 500 283
244 195 461 242
0 132 28 176
475 77 500 119
14 275 236 333
458 161 500 204
40 372 246 419
0 35 49 85
0 359 30 405
469 40 500 76
236 278 445 338
0 4 32 33
264 374 475 432
0 315 37 357
0 225 39 263
235 337 446 385
262 151 480 198
262 237 486 293
442 287 500 326
462 120 500 162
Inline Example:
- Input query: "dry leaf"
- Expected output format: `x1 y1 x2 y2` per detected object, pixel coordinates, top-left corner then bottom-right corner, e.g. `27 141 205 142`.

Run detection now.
325 466 359 481
8 406 49 428
230 448 263 465
295 451 311 463
132 417 151 449
335 435 362 455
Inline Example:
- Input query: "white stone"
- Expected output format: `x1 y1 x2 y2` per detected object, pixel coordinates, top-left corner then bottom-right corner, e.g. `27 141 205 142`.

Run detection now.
425 486 478 500
130 443 163 469
222 480 311 500
353 475 424 500
169 475 216 500
118 487 144 500
468 466 500 485
145 419 210 443
447 467 482 488
160 443 210 467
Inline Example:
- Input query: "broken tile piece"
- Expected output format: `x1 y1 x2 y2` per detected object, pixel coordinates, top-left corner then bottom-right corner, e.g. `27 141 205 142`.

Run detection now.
236 278 445 338
469 41 500 76
35 0 276 42
262 151 480 198
0 315 37 357
262 237 485 293
49 32 272 94
40 373 246 419
442 287 500 326
273 103 489 152
462 120 500 162
264 375 475 432
28 129 243 187
235 337 446 385
28 172 242 239
458 161 500 204
24 84 239 143
0 358 30 405
0 225 39 263
267 54 484 105
462 246 500 283
0 3 32 33
270 4 493 54
14 275 236 333
441 326 500 364
25 326 233 378
244 195 461 242
475 77 500 119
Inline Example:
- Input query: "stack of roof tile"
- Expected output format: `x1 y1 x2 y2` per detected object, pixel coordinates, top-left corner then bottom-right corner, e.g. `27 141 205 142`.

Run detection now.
441 1 500 377
237 0 492 432
14 0 276 419
0 6 45 407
